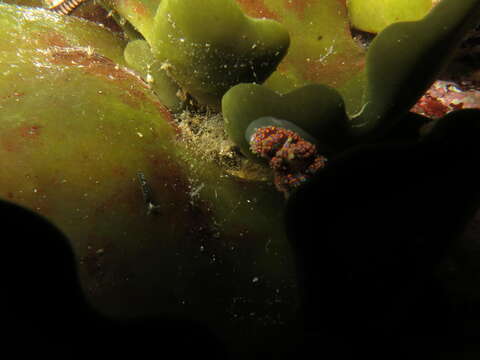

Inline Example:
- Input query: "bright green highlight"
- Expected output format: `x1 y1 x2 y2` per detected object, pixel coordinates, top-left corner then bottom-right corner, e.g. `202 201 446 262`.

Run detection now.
347 0 432 33
150 0 289 106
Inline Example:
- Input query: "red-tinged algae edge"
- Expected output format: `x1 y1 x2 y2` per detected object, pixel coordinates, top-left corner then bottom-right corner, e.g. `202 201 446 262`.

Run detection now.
235 0 281 20
46 47 176 127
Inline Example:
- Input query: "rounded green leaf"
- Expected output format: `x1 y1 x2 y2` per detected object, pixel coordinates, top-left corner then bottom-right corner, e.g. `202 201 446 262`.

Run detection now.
150 0 290 107
351 0 480 140
0 2 127 63
0 5 299 355
124 39 184 112
347 0 433 34
236 0 366 95
222 83 350 156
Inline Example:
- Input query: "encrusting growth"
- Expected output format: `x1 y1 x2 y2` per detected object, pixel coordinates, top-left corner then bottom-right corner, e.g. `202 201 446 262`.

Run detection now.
249 126 327 196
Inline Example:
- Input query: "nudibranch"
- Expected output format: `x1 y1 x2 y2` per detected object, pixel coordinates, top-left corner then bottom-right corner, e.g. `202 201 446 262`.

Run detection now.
249 125 327 196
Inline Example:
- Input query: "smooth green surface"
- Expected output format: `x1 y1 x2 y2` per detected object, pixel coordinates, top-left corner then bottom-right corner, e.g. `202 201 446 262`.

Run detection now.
347 0 432 33
104 0 290 107
150 0 289 106
351 0 480 140
236 0 365 95
0 4 299 355
124 39 183 112
102 0 159 38
0 2 127 63
222 83 350 156
224 0 480 151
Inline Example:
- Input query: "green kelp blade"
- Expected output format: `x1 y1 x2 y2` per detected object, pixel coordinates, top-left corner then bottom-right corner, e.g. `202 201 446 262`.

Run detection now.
236 0 366 95
150 0 289 107
347 0 433 34
123 39 184 112
222 83 350 157
0 5 300 355
101 0 160 39
351 0 480 141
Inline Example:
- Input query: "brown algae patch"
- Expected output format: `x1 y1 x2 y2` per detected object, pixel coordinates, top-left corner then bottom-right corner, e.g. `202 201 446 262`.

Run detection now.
46 47 175 125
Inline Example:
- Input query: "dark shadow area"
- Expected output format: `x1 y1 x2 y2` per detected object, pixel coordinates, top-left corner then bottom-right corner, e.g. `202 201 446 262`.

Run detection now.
4 109 480 359
286 110 480 358
1 200 227 359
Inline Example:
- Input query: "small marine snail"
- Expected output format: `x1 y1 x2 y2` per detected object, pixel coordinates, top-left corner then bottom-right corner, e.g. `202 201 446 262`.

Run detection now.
44 0 88 15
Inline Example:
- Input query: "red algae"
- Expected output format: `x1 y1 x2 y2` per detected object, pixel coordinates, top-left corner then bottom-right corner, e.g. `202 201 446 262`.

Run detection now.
412 81 480 119
31 30 71 48
1 124 43 152
47 48 176 125
283 0 314 20
19 124 42 138
235 0 281 20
